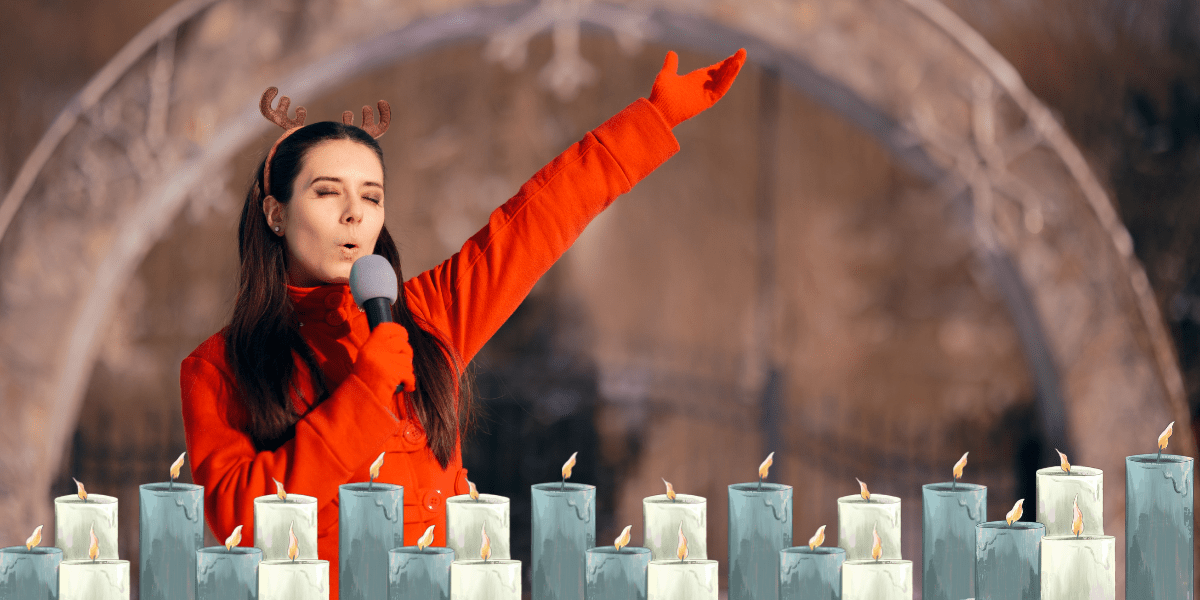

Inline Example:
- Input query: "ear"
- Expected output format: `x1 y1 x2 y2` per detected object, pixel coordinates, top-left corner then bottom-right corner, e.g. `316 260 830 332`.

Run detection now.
262 195 285 234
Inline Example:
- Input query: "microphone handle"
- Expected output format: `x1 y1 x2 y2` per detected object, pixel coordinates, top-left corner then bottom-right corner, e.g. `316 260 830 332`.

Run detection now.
361 296 408 393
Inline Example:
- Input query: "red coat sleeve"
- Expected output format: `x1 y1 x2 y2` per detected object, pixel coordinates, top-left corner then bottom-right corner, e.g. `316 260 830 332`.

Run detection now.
179 340 403 543
404 98 679 363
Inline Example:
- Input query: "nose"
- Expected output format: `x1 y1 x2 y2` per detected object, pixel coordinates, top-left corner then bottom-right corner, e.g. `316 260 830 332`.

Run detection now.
342 193 365 224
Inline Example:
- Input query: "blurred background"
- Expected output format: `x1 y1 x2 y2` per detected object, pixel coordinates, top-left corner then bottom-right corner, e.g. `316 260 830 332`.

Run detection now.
1 0 1198 598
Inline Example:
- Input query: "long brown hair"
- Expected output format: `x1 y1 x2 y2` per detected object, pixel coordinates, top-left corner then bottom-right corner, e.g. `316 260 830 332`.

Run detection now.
227 121 469 467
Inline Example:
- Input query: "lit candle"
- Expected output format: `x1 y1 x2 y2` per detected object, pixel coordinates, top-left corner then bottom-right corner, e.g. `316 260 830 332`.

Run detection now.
922 452 986 600
780 526 844 600
140 452 205 600
837 478 900 560
447 478 510 560
1040 495 1115 600
59 525 130 600
1036 450 1102 536
1125 422 1194 599
388 526 454 600
841 527 912 600
258 522 329 600
647 523 718 600
975 500 1043 600
340 453 404 600
196 526 262 600
451 525 521 600
643 478 706 560
255 479 317 560
0 526 63 600
55 479 118 560
728 453 792 600
586 525 650 600
532 452 595 600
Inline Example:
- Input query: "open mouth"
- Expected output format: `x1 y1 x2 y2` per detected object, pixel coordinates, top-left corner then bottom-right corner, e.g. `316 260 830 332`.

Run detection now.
342 243 358 250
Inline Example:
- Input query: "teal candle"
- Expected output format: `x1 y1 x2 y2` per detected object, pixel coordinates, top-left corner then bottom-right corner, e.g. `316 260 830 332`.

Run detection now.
779 547 845 600
585 546 650 600
196 547 261 600
139 482 204 600
532 482 596 600
1125 454 1194 600
0 546 63 600
387 547 453 600
338 482 403 600
727 482 793 600
975 521 1044 600
922 482 986 600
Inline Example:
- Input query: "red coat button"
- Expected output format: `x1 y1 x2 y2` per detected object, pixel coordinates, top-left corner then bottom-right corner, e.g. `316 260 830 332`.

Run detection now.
422 489 445 513
324 293 344 308
325 310 346 326
402 423 425 445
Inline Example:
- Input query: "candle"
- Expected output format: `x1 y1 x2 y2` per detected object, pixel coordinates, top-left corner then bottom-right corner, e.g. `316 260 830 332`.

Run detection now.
975 503 1044 600
922 453 986 600
532 453 595 600
55 479 118 560
1039 536 1115 600
258 523 329 600
643 478 706 561
59 527 129 600
140 453 205 600
842 527 911 600
255 480 317 560
647 524 717 600
837 479 900 560
197 526 261 600
0 528 62 600
339 478 404 600
447 479 510 560
1036 450 1102 536
1125 422 1194 600
586 525 650 600
780 526 844 600
728 454 792 600
388 528 454 600
450 560 521 600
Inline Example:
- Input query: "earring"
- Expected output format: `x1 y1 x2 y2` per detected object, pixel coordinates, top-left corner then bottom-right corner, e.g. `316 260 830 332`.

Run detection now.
274 226 280 232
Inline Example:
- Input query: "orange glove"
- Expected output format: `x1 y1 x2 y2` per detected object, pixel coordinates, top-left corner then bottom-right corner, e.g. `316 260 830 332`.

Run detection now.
648 48 747 128
351 322 417 403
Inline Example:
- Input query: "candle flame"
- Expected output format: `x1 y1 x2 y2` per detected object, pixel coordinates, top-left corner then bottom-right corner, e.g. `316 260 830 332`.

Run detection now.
952 452 969 481
417 525 435 551
468 479 479 501
274 478 287 501
1006 499 1024 526
856 478 871 501
1071 494 1083 537
480 524 492 561
562 452 577 480
225 525 243 550
170 452 187 481
287 521 299 561
663 478 676 501
808 525 826 551
758 452 774 480
1056 449 1071 474
25 525 42 550
73 478 88 501
676 521 689 561
1159 422 1174 452
615 525 632 551
369 452 385 481
871 524 882 561
88 524 99 561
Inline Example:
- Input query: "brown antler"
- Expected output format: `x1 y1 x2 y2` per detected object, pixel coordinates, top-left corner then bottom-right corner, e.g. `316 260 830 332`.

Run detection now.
341 100 391 138
260 87 307 130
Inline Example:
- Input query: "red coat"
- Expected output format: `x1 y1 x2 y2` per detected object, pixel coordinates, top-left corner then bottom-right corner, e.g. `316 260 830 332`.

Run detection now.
179 98 678 599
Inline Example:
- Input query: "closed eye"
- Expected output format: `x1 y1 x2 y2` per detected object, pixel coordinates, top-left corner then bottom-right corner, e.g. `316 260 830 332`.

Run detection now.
364 196 382 205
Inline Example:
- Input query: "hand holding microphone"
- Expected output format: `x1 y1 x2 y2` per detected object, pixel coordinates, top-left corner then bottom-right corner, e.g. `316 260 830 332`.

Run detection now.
350 255 416 395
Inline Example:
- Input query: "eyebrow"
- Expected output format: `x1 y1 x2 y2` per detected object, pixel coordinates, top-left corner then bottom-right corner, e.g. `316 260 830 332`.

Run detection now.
309 176 383 189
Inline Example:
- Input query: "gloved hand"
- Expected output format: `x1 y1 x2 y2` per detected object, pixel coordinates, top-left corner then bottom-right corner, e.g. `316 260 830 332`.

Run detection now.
352 322 417 404
648 48 747 128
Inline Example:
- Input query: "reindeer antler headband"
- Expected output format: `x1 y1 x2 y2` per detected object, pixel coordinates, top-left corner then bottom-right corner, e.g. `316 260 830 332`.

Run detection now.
259 87 392 197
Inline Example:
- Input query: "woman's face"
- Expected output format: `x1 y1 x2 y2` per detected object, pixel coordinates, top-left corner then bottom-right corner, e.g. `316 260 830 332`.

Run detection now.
269 138 386 286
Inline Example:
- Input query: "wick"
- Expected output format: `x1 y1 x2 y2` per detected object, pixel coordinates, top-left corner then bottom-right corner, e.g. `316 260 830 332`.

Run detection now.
1156 448 1163 462
369 476 374 491
951 478 957 491
757 476 762 492
560 477 565 492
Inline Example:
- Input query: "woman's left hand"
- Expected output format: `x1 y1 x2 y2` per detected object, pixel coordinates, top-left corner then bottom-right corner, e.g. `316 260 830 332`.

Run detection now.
648 48 747 128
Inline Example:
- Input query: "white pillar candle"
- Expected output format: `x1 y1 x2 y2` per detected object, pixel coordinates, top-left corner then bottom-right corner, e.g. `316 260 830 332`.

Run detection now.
55 495 119 560
450 559 521 600
841 560 912 600
59 559 130 600
254 494 317 560
642 494 706 561
837 495 901 560
1035 467 1103 536
259 559 329 600
446 494 510 560
647 559 718 600
1039 536 1115 600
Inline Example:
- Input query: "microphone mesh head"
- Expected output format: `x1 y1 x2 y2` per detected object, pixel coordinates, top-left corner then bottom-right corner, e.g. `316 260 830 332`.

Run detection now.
349 254 398 307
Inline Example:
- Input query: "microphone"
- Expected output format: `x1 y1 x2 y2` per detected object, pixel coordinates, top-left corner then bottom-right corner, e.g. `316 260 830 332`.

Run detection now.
349 254 398 330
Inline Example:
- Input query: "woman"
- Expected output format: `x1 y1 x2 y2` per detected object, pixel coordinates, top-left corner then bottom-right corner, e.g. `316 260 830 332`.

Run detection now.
180 48 745 597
